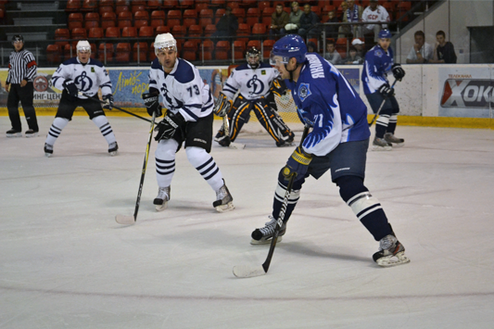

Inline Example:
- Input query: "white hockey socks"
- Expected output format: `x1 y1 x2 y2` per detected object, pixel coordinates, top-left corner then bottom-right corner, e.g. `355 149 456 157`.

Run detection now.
186 146 224 192
92 115 116 145
45 117 69 146
155 139 178 188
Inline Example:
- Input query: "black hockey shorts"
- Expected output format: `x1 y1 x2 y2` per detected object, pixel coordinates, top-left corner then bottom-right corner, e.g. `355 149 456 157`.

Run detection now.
55 91 105 120
309 139 369 182
175 112 214 153
366 91 400 116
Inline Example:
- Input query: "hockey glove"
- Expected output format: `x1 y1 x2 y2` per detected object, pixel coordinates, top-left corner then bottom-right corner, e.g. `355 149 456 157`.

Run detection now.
378 83 395 97
213 93 231 117
63 79 78 97
392 64 405 81
282 146 312 180
155 111 185 141
270 77 288 97
102 94 114 110
142 92 162 117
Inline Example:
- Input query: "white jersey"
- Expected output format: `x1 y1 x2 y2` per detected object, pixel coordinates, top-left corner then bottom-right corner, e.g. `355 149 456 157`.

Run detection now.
362 5 389 30
222 62 279 101
148 57 213 122
51 57 112 99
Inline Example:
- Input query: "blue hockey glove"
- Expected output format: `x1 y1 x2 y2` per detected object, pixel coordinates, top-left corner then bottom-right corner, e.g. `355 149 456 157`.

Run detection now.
142 92 162 117
392 64 405 81
282 146 312 179
155 111 185 141
378 83 395 97
63 79 78 97
102 94 114 110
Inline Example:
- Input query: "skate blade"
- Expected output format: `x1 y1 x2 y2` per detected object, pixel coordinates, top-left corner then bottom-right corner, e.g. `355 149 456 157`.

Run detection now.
371 145 392 151
229 142 246 149
250 236 283 245
45 153 52 158
155 202 168 212
25 133 38 138
7 133 22 138
109 151 118 156
390 142 404 148
115 214 135 225
215 202 235 213
376 252 410 267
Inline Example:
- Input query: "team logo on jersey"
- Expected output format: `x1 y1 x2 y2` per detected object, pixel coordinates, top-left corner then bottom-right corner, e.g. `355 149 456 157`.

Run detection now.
75 71 93 92
375 49 383 58
298 83 311 102
261 70 266 75
91 67 95 73
246 74 265 96
441 79 494 108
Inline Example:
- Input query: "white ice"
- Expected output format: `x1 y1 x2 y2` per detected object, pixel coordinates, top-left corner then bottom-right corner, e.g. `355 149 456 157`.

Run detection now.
1 116 494 329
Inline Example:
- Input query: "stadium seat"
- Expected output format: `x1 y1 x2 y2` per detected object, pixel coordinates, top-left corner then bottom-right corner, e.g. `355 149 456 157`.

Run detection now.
155 26 170 35
162 0 178 9
188 25 203 38
88 27 104 39
147 0 162 10
64 43 77 60
336 37 348 55
204 24 216 37
150 42 156 61
215 40 231 60
233 40 246 60
115 5 129 15
133 42 148 62
84 20 100 30
247 40 261 50
121 27 137 38
177 0 194 9
200 39 214 61
240 0 257 8
65 0 81 12
209 0 226 9
231 8 245 24
71 27 87 40
246 8 260 25
194 3 209 12
115 42 131 62
118 11 133 29
99 6 113 15
139 26 154 38
251 23 267 37
183 9 197 28
236 23 250 42
167 9 182 28
105 27 120 38
101 11 117 29
81 0 98 12
214 8 225 24
46 44 61 64
263 39 276 59
54 28 70 45
182 40 198 61
100 0 114 8
68 12 83 30
131 5 146 13
134 10 149 28
198 9 213 27
258 1 271 11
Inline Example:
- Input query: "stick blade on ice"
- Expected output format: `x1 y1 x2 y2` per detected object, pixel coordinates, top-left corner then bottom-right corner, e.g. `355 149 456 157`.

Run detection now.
115 214 135 225
232 265 266 278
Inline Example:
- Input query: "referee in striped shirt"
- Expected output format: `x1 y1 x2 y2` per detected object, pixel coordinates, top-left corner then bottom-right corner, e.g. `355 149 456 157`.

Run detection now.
5 35 39 137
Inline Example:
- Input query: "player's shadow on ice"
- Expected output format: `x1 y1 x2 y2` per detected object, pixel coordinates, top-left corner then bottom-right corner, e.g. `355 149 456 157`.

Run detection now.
279 242 370 264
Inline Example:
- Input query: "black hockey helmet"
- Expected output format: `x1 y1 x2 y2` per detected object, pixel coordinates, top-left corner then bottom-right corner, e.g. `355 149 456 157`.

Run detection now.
12 35 24 44
246 46 261 69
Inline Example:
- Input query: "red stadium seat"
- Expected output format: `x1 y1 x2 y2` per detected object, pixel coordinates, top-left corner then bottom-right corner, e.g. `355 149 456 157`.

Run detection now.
71 27 87 40
236 23 250 42
46 44 61 63
65 0 81 12
101 11 117 29
182 40 198 61
88 27 104 39
231 8 245 24
121 27 137 38
115 42 131 62
246 8 259 25
263 39 276 59
183 9 197 28
81 0 98 12
215 40 231 60
233 39 246 60
162 0 178 9
167 9 182 28
198 9 213 27
204 24 216 37
200 39 214 61
133 42 148 62
105 27 120 38
139 26 154 38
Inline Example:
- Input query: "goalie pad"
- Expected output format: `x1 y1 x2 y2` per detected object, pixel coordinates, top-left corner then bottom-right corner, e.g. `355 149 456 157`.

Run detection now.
213 93 232 117
270 77 287 97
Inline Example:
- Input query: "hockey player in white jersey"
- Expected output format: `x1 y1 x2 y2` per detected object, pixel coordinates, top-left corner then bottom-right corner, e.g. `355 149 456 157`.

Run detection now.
45 40 117 157
362 29 406 150
143 33 234 212
214 47 294 147
251 34 409 267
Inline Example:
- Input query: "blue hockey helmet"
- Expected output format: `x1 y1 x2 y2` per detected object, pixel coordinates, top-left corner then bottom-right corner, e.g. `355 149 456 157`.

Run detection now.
270 34 307 66
378 29 392 39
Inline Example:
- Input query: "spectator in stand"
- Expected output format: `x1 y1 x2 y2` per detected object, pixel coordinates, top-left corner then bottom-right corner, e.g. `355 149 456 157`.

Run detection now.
362 0 390 42
337 1 349 21
307 41 317 53
270 3 289 38
324 10 340 40
298 4 320 39
212 6 238 42
406 30 433 64
340 0 363 39
344 46 363 64
324 40 342 65
430 30 457 64
352 38 366 57
285 2 303 35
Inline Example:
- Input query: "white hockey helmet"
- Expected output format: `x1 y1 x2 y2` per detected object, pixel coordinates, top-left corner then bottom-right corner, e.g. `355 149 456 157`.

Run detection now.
154 33 177 55
76 40 91 53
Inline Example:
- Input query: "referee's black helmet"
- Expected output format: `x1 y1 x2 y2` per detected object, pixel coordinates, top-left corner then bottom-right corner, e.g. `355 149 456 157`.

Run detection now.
12 35 24 43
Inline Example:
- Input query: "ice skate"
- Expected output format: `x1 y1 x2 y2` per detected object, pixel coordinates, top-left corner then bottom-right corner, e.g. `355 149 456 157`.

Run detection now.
44 143 53 157
372 234 410 267
250 216 286 245
108 141 118 156
372 136 392 151
6 129 22 138
384 133 404 147
215 133 231 147
25 129 38 138
213 181 234 212
153 186 170 211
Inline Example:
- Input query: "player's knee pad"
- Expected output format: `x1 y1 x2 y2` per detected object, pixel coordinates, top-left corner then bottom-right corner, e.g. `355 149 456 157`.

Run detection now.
53 117 69 130
185 146 209 167
155 139 178 161
336 176 382 220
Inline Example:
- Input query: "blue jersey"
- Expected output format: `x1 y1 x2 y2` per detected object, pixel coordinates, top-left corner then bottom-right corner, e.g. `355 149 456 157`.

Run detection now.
286 53 370 156
362 44 394 95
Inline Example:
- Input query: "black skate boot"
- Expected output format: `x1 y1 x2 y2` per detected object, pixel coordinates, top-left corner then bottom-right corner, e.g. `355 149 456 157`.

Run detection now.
384 133 404 147
153 186 170 211
25 129 39 138
213 181 234 212
44 143 53 157
6 129 22 138
108 142 118 156
373 234 410 267
372 136 392 151
251 216 286 245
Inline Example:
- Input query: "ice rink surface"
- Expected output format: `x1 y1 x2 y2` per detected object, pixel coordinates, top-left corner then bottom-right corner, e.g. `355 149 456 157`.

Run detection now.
1 116 494 329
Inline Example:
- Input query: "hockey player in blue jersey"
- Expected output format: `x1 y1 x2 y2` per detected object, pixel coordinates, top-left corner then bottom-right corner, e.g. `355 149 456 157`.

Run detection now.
362 29 406 150
250 34 409 267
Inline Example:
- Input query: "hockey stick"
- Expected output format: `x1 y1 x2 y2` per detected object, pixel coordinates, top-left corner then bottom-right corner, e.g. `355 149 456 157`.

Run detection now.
81 92 152 123
232 125 310 278
368 79 399 127
222 115 246 149
115 111 157 225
